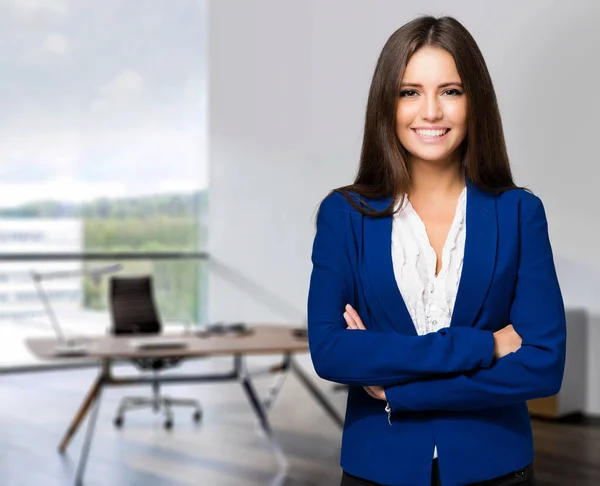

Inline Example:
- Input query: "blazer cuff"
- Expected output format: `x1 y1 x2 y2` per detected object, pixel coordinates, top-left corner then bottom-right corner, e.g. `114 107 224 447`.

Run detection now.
384 385 405 413
477 330 495 369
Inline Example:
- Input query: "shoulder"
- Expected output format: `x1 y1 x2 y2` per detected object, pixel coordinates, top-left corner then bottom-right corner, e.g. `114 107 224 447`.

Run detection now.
318 190 352 213
496 187 544 213
314 192 356 236
318 190 370 216
319 189 392 217
495 187 548 227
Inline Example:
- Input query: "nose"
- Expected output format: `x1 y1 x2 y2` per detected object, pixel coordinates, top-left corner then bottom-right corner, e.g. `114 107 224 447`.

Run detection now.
420 95 443 121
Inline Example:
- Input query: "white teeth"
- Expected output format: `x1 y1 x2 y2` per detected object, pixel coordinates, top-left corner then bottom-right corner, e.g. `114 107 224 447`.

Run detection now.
415 129 448 138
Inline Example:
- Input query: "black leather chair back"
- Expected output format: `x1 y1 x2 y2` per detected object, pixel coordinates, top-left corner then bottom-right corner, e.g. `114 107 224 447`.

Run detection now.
109 276 161 335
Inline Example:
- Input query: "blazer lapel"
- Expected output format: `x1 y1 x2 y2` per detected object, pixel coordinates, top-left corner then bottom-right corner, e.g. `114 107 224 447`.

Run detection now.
363 197 417 335
450 179 498 329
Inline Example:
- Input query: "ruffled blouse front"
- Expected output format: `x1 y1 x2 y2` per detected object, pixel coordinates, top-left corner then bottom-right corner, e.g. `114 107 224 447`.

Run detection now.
391 187 467 336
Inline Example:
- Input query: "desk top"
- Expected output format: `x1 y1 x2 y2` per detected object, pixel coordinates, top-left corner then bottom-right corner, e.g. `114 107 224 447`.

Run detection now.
26 325 309 360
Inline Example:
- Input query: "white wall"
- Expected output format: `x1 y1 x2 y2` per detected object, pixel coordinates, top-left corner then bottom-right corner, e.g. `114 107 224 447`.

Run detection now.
208 0 600 412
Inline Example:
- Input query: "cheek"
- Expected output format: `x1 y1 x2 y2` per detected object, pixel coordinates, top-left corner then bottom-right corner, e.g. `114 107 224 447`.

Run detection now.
395 103 417 140
395 103 417 127
445 102 468 130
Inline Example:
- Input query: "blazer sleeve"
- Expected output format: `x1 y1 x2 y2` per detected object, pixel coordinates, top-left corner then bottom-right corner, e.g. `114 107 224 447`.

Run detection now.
384 195 566 411
307 192 495 387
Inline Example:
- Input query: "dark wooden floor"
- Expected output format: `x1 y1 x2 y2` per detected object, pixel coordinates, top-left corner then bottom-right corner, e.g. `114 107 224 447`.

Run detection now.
1 357 599 485
531 415 600 485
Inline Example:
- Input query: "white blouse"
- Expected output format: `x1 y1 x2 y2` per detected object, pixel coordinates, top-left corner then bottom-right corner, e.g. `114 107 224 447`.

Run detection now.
390 186 467 458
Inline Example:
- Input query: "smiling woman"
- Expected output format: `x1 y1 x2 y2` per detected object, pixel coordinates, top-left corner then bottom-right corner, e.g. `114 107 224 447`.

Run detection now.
308 14 565 486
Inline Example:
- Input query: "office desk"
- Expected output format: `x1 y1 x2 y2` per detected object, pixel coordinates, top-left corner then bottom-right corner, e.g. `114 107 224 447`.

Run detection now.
27 325 344 486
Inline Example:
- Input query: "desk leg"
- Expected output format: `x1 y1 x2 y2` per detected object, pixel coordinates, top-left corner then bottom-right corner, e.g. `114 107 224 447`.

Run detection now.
262 354 291 413
290 357 344 429
74 384 103 486
59 374 103 453
238 357 288 470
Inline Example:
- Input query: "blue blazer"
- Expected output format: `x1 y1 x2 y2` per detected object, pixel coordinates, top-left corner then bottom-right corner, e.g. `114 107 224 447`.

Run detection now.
307 179 566 486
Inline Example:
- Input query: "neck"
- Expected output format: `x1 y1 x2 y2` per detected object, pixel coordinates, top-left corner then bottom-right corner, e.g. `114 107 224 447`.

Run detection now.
408 154 465 199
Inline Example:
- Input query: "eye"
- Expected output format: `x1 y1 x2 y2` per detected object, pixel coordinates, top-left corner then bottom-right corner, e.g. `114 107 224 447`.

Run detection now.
399 90 418 98
442 88 463 96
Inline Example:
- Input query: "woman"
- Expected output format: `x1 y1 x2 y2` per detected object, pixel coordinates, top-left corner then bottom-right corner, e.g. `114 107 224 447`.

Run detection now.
307 15 566 486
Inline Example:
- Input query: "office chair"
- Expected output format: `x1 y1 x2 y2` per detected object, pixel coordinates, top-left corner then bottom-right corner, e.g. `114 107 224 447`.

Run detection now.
109 275 202 430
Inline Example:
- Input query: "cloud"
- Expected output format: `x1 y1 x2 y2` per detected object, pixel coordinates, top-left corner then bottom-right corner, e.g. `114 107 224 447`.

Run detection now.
0 132 79 176
22 32 72 64
100 69 144 97
0 175 204 208
89 69 144 114
0 126 207 204
157 179 203 194
0 178 128 207
5 0 69 17
40 33 71 55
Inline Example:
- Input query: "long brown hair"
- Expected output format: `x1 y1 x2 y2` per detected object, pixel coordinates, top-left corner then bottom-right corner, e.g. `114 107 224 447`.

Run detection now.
336 15 517 217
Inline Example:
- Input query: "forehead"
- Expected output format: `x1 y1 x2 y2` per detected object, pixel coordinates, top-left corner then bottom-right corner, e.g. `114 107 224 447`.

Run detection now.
402 46 461 83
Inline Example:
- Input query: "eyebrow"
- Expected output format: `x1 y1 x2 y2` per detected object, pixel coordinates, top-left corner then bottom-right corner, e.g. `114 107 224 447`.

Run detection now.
400 82 463 88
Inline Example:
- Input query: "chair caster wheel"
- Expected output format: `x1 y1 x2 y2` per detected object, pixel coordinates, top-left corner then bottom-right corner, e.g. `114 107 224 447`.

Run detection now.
193 410 202 422
164 419 173 430
113 416 124 429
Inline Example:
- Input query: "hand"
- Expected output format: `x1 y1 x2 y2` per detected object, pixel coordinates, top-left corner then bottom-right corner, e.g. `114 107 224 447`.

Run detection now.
364 385 386 401
493 324 522 359
342 306 383 399
343 304 366 330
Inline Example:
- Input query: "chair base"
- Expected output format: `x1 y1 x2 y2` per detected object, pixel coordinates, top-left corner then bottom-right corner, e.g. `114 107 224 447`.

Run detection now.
114 394 202 430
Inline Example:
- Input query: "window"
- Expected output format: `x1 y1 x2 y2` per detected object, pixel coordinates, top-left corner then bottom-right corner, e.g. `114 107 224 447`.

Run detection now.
0 0 207 368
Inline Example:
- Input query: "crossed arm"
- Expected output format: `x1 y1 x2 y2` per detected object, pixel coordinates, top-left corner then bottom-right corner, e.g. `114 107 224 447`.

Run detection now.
342 304 521 404
307 193 566 412
307 193 496 388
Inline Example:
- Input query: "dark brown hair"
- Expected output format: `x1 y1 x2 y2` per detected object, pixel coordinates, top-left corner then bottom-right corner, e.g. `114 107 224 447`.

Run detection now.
336 15 517 217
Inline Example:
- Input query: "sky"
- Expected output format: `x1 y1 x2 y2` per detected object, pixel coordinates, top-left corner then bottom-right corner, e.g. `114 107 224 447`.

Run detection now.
0 0 207 207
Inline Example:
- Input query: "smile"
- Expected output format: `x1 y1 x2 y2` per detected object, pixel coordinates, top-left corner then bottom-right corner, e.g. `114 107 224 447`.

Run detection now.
412 128 450 138
411 128 451 143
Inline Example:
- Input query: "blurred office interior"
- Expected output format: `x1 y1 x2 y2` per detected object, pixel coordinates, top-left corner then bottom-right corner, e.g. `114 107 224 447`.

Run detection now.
1 1 599 485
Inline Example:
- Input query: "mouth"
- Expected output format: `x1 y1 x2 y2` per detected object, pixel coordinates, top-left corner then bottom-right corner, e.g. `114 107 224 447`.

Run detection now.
411 128 451 143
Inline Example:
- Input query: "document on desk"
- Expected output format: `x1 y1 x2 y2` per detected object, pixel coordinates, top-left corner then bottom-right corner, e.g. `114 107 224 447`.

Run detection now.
128 337 189 351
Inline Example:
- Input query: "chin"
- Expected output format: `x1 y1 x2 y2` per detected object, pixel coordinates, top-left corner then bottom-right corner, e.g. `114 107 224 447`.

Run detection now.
408 147 458 163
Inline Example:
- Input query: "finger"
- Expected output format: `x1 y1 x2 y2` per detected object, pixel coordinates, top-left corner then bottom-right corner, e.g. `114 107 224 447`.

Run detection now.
364 386 377 399
372 386 386 400
345 304 365 329
345 304 367 330
369 386 385 401
344 312 358 330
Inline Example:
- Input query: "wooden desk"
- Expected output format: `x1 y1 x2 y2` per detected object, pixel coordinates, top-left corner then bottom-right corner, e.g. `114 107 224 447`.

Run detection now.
27 325 312 360
27 325 343 486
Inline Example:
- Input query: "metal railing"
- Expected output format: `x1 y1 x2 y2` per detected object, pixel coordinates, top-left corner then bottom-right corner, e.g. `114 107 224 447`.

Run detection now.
0 251 209 261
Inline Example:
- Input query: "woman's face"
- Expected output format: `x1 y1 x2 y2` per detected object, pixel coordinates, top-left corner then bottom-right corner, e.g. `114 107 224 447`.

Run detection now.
395 46 468 165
